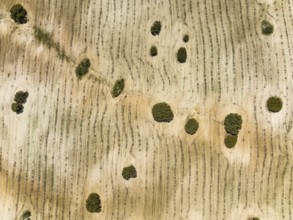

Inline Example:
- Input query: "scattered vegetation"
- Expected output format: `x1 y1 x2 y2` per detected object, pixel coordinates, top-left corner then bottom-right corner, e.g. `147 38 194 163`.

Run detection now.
75 58 91 79
86 193 102 213
112 79 125 98
151 21 161 36
224 113 242 135
267 96 282 113
184 118 199 135
14 91 29 104
122 165 137 180
11 91 29 114
150 46 158 57
261 20 274 35
177 47 187 63
33 26 69 60
152 102 174 123
183 35 189 43
10 4 27 24
22 211 31 220
224 134 238 148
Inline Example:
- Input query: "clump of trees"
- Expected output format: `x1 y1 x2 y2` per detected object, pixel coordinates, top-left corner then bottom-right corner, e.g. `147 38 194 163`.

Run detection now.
112 79 125 98
150 46 158 56
151 21 161 36
152 102 174 123
183 35 189 43
267 96 282 113
224 134 238 148
10 4 28 24
86 193 102 213
184 118 199 135
224 113 242 135
177 47 187 63
76 58 91 79
11 91 29 114
122 165 137 180
22 210 31 220
261 20 274 35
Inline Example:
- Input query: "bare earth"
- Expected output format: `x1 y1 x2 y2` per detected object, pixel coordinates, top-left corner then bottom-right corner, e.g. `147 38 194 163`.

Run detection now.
0 0 293 219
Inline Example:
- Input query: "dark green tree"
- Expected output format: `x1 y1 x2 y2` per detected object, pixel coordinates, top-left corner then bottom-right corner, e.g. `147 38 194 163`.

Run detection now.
151 21 161 36
14 91 29 104
177 47 187 63
150 46 158 56
76 58 91 78
224 134 238 148
267 96 282 113
184 118 199 135
112 79 125 98
86 193 102 213
224 113 242 135
183 35 189 43
10 4 28 24
261 20 274 35
122 165 137 180
11 103 24 114
22 211 31 220
152 102 174 123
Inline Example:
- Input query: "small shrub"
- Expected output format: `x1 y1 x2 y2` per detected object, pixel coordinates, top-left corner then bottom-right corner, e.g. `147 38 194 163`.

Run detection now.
22 211 31 220
76 58 91 78
267 96 282 113
10 4 27 24
183 35 189 43
86 193 102 213
11 103 24 114
224 134 238 148
152 102 174 123
185 118 199 135
224 113 242 135
150 46 158 56
177 47 187 63
261 20 274 35
122 165 137 180
112 79 125 98
252 218 260 220
14 91 29 104
151 21 161 36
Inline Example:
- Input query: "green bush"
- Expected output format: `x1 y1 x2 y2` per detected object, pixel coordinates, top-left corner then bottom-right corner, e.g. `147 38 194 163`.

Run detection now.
14 91 29 104
224 134 238 148
151 21 161 36
224 113 242 135
183 35 189 43
184 118 199 135
261 20 274 35
22 211 31 220
11 103 24 114
122 165 137 180
10 4 27 24
150 46 158 56
152 102 174 123
76 58 91 78
86 193 102 213
177 47 187 63
112 79 125 98
252 218 260 220
267 96 282 112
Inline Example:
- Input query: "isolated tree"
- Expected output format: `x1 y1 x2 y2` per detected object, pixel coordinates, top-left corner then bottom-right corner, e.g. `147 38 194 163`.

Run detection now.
224 113 242 135
122 165 137 180
177 47 187 63
267 96 282 113
10 4 28 24
261 20 274 35
11 103 24 114
183 35 189 43
185 118 199 135
76 58 91 78
152 102 174 122
112 79 125 98
151 21 161 36
150 46 158 56
86 193 102 213
22 211 31 220
14 91 29 104
224 134 238 148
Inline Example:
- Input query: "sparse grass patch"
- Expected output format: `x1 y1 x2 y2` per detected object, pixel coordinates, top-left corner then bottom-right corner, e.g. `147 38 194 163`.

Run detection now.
185 118 199 135
151 21 161 36
183 35 189 43
122 165 137 180
10 4 27 24
267 96 282 113
76 58 91 79
261 20 274 35
152 102 174 123
224 113 242 135
177 47 187 63
22 211 31 220
224 134 238 148
33 26 69 60
86 193 102 213
150 46 158 56
112 79 125 98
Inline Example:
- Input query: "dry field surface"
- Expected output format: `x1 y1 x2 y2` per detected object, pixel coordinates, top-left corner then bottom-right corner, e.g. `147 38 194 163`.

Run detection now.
0 0 293 219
